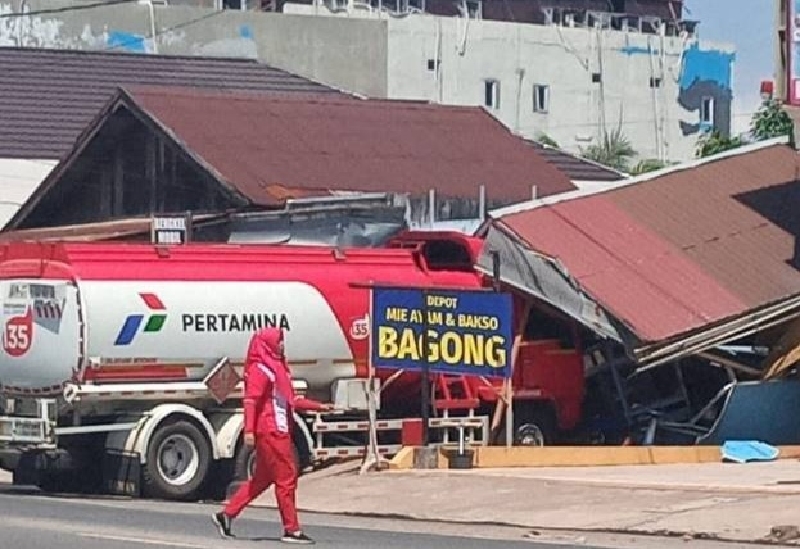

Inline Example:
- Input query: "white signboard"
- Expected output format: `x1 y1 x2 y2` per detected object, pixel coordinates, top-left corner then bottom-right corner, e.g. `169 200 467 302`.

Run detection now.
151 216 189 245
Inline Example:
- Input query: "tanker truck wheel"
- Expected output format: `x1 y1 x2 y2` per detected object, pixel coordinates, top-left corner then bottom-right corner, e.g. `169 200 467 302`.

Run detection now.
142 419 211 501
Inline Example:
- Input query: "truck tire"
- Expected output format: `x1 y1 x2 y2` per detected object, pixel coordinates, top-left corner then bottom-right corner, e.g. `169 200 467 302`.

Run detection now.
495 405 557 446
142 420 211 501
513 410 556 446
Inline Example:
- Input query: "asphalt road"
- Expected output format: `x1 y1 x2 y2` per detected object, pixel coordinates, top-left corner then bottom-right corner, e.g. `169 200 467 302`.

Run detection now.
0 486 596 549
0 481 769 549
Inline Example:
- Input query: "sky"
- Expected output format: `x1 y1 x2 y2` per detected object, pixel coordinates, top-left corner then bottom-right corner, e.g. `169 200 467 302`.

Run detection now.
683 0 773 134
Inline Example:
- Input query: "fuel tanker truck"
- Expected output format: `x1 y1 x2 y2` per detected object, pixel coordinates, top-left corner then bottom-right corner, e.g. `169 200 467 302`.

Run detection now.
0 230 584 501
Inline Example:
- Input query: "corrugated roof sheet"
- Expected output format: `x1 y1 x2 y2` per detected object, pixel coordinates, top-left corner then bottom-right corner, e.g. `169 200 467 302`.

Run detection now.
125 86 576 205
527 141 627 182
0 47 344 160
497 140 800 343
610 144 800 307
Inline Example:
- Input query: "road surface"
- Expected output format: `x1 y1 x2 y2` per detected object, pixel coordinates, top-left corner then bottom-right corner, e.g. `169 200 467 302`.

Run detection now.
0 484 600 549
0 481 767 549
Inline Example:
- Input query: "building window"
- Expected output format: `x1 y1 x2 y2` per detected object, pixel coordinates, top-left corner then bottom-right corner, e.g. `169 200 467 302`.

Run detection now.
533 84 550 113
649 76 662 88
591 72 602 83
427 59 439 71
701 96 714 124
484 79 500 109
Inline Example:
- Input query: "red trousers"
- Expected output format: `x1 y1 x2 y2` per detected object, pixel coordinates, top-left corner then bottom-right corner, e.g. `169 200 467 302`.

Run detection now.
224 432 300 533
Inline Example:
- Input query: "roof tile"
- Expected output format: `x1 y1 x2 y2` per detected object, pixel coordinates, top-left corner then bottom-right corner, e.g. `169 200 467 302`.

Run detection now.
0 46 344 160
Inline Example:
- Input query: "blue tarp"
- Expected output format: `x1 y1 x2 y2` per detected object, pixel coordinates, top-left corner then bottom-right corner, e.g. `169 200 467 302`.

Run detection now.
721 440 779 463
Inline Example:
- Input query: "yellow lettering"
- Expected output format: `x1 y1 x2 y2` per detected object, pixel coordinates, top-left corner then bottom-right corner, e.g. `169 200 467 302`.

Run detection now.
485 335 507 368
379 326 508 370
397 328 420 360
426 329 440 362
457 314 499 330
439 332 463 364
428 311 443 325
410 309 422 323
386 308 408 322
378 327 398 359
426 295 458 309
463 335 483 365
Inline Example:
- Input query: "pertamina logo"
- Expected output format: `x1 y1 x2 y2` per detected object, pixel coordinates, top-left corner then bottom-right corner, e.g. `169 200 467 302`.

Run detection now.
114 293 168 346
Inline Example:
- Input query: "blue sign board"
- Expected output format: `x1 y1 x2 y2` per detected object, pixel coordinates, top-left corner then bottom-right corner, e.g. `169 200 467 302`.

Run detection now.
370 288 514 378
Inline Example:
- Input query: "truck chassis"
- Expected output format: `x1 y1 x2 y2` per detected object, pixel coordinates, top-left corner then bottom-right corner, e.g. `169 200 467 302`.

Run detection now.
0 376 489 500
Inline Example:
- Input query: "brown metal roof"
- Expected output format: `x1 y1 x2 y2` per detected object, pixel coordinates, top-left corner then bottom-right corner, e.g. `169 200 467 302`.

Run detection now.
609 143 800 308
527 141 627 182
0 47 344 160
496 140 800 344
124 86 575 205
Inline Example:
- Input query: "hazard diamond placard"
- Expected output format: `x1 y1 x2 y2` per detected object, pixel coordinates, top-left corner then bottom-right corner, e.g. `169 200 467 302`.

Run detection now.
204 358 241 404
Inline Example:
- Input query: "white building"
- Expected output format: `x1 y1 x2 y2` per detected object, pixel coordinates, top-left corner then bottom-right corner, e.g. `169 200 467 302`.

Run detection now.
0 160 57 227
276 3 735 163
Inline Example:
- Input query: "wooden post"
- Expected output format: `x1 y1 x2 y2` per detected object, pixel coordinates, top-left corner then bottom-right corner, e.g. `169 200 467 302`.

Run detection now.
504 303 531 448
361 289 387 474
145 133 157 215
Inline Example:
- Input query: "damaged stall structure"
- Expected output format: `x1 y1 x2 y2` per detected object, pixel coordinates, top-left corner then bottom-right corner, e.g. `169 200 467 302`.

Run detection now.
476 136 800 447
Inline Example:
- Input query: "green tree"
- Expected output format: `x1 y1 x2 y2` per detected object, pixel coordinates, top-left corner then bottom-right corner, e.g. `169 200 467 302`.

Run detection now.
695 98 794 158
630 158 667 175
695 130 744 158
750 98 794 141
580 127 637 172
536 132 560 148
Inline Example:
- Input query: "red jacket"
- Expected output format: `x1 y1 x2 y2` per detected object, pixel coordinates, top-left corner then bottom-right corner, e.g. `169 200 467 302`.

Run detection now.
243 327 323 435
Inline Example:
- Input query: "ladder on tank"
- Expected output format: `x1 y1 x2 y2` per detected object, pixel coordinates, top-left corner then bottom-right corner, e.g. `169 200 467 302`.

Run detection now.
433 374 480 445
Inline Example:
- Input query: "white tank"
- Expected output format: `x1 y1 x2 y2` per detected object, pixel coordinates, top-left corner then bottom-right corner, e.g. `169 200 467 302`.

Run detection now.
0 279 356 396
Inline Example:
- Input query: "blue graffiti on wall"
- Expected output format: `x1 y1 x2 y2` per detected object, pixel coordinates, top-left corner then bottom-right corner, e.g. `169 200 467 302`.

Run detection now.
620 41 735 137
678 43 735 136
106 31 148 54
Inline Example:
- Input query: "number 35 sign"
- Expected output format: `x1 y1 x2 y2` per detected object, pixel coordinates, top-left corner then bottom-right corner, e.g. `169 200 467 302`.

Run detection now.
3 307 32 357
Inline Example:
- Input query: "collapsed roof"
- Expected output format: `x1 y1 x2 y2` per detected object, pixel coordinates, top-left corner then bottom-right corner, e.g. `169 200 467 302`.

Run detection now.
477 137 800 366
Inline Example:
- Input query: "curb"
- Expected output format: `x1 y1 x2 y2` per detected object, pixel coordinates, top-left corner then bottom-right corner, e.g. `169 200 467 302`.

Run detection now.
385 470 800 496
248 502 790 546
482 477 800 496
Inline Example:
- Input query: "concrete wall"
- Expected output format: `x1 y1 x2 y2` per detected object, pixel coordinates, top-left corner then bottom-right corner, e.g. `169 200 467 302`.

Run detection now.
0 159 57 227
0 0 389 97
280 4 735 162
380 15 735 162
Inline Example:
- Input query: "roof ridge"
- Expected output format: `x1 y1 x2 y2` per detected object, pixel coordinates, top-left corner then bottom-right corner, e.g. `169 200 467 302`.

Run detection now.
0 45 263 66
527 139 630 180
126 85 496 112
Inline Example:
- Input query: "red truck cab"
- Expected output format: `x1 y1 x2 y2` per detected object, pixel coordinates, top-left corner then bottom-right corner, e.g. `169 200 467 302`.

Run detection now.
387 230 586 444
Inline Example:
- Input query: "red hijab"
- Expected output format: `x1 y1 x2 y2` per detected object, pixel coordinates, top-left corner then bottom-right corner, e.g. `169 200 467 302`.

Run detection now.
246 327 296 403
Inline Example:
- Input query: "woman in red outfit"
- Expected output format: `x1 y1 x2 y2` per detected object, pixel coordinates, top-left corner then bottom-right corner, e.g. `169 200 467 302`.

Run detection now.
212 327 331 545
